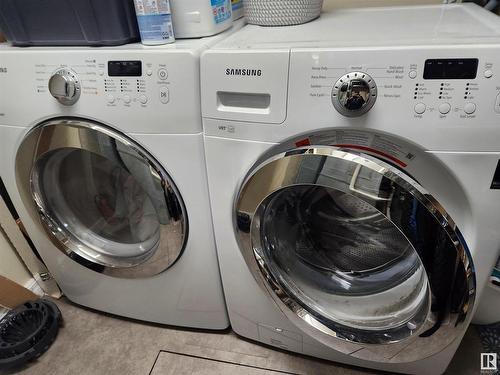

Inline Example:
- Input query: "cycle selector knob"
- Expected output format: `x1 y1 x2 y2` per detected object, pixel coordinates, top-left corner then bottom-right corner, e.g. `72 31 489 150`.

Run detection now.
332 72 377 117
48 68 81 106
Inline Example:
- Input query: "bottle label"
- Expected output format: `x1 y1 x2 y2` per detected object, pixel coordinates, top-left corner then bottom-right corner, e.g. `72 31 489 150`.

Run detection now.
134 0 171 15
232 0 243 11
136 14 174 42
134 0 174 43
211 0 232 24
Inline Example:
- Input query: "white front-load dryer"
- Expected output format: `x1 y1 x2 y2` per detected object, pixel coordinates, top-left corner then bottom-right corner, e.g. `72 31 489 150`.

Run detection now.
201 4 500 373
0 29 242 329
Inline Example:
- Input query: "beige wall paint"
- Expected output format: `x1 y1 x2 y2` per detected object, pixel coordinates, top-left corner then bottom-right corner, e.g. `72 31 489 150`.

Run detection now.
0 226 31 286
323 0 442 11
0 196 60 296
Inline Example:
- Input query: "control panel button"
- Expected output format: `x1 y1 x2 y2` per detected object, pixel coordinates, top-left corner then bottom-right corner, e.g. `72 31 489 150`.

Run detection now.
99 70 104 76
438 102 451 115
123 95 131 104
158 69 168 80
414 102 426 114
495 93 500 114
408 70 417 79
332 71 377 117
159 86 169 104
464 102 476 115
48 68 81 106
138 94 148 104
147 69 153 76
107 94 115 104
484 70 493 79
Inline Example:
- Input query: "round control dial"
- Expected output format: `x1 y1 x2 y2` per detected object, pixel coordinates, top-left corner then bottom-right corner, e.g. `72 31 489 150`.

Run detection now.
332 72 377 117
48 68 81 106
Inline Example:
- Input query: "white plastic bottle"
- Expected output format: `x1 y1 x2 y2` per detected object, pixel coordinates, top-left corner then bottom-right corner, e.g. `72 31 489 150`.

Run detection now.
133 0 175 45
169 0 232 38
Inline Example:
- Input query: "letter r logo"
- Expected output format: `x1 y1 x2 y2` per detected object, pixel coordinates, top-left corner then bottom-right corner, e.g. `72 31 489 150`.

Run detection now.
481 353 498 371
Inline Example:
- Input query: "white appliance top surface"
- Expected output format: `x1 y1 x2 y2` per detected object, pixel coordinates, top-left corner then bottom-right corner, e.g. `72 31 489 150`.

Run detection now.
212 4 500 49
0 19 246 53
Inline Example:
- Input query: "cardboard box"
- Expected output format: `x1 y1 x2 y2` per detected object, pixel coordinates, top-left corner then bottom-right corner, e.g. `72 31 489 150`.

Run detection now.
0 275 38 309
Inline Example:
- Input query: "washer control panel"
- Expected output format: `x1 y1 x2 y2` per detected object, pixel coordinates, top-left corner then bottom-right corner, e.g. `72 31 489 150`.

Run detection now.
294 49 499 123
201 45 500 150
284 47 500 151
410 59 482 117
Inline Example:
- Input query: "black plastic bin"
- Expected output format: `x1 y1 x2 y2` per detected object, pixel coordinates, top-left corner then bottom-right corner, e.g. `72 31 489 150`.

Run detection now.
0 0 140 46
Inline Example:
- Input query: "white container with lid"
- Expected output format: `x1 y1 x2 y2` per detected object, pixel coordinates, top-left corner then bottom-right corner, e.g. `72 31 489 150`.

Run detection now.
169 0 232 38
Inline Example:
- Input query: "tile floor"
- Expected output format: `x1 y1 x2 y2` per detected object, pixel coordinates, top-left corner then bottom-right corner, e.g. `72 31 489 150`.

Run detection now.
0 298 486 375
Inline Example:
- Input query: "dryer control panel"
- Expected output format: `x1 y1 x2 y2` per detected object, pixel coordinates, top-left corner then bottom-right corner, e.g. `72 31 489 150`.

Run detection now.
0 50 201 134
35 58 172 108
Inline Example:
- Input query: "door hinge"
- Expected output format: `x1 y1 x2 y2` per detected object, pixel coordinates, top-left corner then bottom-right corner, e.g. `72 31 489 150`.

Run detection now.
37 272 53 282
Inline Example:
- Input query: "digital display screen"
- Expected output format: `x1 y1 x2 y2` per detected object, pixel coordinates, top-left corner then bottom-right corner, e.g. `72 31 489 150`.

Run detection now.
423 59 478 80
108 61 142 77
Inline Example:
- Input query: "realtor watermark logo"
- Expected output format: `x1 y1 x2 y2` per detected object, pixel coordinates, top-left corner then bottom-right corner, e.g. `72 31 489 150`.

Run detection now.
481 353 498 372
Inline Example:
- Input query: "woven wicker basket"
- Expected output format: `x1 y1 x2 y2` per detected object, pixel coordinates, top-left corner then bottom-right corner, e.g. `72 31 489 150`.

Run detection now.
243 0 323 26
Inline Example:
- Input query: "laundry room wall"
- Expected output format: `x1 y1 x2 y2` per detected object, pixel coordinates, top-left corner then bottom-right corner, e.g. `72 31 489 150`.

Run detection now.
0 36 26 286
0 226 31 286
0 193 61 297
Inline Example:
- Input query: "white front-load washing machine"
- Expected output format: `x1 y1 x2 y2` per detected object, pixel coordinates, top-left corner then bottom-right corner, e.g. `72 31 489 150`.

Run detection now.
0 31 241 329
201 4 500 373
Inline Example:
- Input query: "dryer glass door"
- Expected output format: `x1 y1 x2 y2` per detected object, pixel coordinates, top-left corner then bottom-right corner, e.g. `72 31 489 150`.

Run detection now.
17 119 187 278
235 146 474 361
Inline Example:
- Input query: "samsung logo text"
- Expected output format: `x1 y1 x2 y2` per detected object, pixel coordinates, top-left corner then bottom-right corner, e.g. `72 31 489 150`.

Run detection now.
225 68 262 77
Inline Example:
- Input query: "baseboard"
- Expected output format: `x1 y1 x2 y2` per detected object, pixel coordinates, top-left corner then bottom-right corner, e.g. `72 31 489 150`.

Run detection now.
24 278 45 297
0 278 44 321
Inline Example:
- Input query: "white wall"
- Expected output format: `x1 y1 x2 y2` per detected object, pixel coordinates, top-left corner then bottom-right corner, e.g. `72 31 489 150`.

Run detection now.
0 226 31 286
0 195 60 297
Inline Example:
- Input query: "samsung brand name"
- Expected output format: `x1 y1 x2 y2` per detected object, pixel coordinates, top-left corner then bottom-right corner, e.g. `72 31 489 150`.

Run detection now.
225 68 262 77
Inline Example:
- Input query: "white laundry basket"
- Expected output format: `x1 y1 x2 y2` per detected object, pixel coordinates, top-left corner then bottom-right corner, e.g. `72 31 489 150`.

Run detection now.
243 0 323 26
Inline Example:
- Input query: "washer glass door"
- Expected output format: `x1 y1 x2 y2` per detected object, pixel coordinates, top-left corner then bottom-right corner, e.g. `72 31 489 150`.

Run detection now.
17 119 187 278
236 146 474 361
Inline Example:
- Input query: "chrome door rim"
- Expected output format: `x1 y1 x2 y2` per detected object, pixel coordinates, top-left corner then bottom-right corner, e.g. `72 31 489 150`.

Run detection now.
235 146 475 362
16 118 188 279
